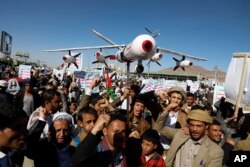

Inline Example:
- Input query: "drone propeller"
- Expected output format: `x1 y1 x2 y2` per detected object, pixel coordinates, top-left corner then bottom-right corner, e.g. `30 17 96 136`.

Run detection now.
145 27 160 38
68 50 81 57
147 60 151 66
156 61 161 66
145 27 153 34
73 53 81 57
147 60 161 66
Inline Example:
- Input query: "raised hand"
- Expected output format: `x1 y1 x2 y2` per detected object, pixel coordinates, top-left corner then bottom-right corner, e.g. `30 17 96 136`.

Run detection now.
91 114 110 135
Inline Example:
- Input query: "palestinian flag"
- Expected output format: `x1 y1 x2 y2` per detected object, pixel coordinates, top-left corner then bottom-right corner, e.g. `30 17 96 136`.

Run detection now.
106 71 115 100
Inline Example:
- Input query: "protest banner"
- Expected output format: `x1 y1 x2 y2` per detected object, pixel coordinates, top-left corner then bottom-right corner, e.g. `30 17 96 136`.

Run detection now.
140 78 157 94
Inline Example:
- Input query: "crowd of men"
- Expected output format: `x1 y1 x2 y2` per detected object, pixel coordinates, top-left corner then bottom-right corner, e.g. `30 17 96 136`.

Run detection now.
0 65 250 167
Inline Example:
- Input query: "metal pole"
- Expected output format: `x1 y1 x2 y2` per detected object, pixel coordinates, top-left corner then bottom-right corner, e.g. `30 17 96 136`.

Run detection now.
126 62 130 120
147 63 150 78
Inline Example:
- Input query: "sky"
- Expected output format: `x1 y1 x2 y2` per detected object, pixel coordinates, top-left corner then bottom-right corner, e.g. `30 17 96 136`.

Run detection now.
1 0 250 72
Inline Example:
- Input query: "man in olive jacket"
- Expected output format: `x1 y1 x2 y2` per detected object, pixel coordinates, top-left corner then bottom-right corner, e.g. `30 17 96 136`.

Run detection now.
154 106 224 167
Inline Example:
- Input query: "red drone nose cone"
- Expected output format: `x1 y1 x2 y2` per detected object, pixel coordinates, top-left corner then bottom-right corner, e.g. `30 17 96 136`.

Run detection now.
96 52 101 57
142 40 153 52
159 54 163 58
63 56 67 60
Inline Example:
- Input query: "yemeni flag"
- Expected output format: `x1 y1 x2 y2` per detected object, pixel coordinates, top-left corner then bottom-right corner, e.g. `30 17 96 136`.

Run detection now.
106 71 115 100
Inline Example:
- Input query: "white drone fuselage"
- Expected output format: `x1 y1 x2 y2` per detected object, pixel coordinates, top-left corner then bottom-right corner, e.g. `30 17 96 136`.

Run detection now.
116 34 159 63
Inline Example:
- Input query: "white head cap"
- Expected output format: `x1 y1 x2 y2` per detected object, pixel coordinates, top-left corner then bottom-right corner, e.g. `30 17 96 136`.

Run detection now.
0 80 7 87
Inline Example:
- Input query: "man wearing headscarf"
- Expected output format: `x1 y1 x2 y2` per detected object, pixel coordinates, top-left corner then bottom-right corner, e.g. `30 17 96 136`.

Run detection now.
26 112 76 167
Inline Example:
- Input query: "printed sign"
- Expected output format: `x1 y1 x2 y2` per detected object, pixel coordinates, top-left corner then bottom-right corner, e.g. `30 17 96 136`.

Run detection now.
74 71 101 93
18 65 32 79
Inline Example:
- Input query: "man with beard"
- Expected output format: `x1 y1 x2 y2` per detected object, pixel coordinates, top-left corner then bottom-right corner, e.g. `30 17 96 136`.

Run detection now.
27 89 62 138
207 119 223 145
154 109 223 167
26 112 76 167
206 119 235 166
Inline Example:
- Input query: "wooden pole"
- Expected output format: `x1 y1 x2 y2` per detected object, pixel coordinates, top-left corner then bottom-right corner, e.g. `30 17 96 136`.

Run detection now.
234 53 249 118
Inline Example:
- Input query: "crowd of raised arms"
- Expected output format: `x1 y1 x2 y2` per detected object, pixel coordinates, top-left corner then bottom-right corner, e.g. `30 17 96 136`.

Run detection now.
0 65 250 167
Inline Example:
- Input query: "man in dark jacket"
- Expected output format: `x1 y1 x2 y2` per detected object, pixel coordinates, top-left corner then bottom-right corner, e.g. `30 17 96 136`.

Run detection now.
0 101 28 167
70 113 128 167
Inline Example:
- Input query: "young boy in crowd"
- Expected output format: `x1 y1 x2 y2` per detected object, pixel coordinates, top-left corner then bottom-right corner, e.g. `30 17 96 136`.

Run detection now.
140 129 165 167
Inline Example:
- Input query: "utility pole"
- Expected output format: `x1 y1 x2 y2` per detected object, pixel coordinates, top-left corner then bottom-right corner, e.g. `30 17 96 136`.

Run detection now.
37 60 46 67
214 65 218 82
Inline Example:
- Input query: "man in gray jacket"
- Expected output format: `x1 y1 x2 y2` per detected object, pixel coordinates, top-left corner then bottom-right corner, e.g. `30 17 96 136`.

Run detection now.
154 106 223 167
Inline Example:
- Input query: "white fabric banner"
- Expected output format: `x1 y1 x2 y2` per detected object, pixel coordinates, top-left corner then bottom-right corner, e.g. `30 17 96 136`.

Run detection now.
224 57 250 107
